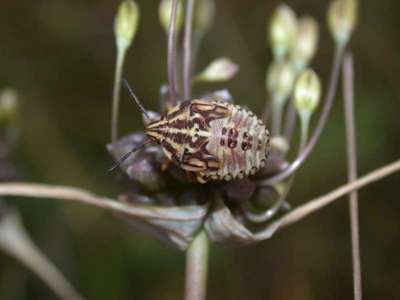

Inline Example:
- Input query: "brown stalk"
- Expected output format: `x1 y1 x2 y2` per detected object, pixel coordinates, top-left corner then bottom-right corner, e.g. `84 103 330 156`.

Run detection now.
343 52 362 300
183 0 195 100
167 0 180 105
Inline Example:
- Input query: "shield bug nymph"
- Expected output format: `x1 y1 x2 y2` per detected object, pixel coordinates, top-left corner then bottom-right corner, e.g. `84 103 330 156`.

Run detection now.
111 80 270 184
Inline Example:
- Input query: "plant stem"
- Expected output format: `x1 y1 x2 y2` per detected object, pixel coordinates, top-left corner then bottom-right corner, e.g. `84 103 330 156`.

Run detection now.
0 159 399 240
167 0 179 105
183 0 195 100
262 45 345 186
343 52 362 300
111 47 127 156
283 97 296 143
271 99 283 136
184 230 209 300
256 159 400 239
0 209 83 300
0 183 206 221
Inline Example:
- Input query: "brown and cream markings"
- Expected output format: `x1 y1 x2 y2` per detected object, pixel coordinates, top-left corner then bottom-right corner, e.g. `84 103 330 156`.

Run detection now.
145 100 270 183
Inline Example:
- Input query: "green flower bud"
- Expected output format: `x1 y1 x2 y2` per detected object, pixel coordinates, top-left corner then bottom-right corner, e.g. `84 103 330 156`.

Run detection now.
268 4 298 61
114 0 140 50
159 0 184 35
266 60 295 106
294 69 321 114
194 0 215 35
328 0 358 46
291 16 319 72
0 89 18 125
196 57 239 82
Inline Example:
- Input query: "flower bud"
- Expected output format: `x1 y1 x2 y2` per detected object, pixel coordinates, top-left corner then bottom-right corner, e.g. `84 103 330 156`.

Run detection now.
266 61 295 106
294 69 321 114
251 186 280 210
114 0 140 50
291 16 319 72
0 89 18 125
159 0 184 35
268 4 298 61
193 0 215 35
196 57 239 82
328 0 357 46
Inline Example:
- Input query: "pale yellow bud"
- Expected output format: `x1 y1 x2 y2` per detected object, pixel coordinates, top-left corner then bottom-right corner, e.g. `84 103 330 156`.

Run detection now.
294 69 321 114
267 61 296 106
269 4 298 61
291 16 319 72
194 0 215 34
196 57 239 82
328 0 358 46
0 89 18 125
114 0 140 50
159 0 184 35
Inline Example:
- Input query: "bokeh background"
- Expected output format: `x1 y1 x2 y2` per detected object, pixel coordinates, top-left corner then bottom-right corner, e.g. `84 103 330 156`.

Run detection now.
0 0 399 299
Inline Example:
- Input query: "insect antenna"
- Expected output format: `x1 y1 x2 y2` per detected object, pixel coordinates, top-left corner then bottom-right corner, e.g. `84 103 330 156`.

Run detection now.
108 140 152 172
122 79 151 121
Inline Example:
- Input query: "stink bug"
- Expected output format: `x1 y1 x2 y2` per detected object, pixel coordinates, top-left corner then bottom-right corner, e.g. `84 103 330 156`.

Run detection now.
111 80 270 184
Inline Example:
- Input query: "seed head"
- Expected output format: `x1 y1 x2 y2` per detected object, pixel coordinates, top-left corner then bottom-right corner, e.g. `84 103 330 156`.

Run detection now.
294 69 321 115
268 4 298 61
328 0 358 46
291 16 319 72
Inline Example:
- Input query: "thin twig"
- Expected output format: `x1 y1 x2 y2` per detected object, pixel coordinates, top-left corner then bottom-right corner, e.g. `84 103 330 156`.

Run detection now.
262 45 345 186
343 52 362 300
184 230 209 300
0 184 206 221
167 0 179 105
183 0 195 100
256 159 400 239
278 159 400 228
0 160 397 241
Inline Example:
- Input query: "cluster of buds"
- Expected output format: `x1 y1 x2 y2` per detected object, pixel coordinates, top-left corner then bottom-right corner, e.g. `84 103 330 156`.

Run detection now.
108 0 357 250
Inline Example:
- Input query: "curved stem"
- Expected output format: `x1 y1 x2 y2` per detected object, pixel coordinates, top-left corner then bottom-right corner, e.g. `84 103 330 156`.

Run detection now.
184 230 209 300
343 52 362 300
111 48 127 155
167 0 179 105
183 0 195 100
0 209 83 300
262 45 345 186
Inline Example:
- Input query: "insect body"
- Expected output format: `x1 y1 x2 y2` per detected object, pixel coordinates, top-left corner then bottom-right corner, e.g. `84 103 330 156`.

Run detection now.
146 99 270 183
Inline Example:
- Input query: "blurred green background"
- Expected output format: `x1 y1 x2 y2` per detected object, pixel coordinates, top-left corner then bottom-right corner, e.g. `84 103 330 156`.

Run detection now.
0 0 399 299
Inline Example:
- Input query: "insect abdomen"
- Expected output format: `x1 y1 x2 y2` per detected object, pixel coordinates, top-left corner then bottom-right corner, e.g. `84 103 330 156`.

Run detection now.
201 103 270 182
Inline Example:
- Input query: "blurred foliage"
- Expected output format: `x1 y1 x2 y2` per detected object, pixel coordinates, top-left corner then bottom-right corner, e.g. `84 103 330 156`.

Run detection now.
0 0 399 299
